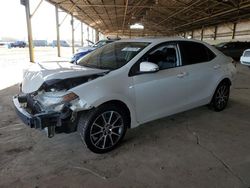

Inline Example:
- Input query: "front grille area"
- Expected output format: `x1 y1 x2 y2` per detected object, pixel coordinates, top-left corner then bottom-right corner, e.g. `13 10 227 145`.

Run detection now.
18 94 43 114
27 95 43 114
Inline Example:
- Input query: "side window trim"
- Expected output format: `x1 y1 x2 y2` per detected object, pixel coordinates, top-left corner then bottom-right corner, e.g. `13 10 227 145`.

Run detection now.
176 43 182 67
166 45 180 68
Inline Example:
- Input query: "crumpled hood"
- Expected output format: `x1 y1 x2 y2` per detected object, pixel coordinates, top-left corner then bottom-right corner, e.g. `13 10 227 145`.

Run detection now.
22 62 106 93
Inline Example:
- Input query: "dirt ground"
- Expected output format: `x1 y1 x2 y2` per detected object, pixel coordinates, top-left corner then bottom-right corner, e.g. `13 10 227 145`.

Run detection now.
0 48 250 187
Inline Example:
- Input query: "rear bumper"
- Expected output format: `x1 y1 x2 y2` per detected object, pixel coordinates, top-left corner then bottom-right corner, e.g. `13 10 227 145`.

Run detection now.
13 95 68 137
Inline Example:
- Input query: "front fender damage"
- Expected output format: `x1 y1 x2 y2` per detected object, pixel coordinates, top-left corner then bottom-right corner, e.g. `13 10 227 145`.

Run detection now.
15 73 106 137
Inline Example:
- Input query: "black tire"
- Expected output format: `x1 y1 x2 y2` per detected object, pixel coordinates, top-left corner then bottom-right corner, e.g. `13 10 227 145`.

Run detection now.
77 104 128 153
210 81 230 111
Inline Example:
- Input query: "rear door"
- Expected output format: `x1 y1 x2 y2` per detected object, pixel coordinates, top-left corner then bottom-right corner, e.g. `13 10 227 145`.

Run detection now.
177 41 219 107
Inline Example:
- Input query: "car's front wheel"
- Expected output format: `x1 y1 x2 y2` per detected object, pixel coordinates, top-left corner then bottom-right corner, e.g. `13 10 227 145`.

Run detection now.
210 81 230 111
77 104 128 153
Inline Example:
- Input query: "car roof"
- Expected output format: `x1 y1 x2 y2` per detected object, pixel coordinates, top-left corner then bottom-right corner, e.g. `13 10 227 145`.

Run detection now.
99 39 118 42
114 37 208 45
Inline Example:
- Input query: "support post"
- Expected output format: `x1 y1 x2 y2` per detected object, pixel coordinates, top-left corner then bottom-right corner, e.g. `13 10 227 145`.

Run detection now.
214 25 217 40
95 29 99 42
92 28 94 43
23 0 34 62
191 30 194 39
87 26 89 45
71 14 75 54
55 5 61 57
201 26 204 41
81 22 83 46
232 22 237 39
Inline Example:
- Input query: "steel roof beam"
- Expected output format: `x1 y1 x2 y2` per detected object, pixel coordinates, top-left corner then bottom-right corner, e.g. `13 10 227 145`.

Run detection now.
122 0 129 34
30 0 44 18
81 0 109 31
174 2 250 30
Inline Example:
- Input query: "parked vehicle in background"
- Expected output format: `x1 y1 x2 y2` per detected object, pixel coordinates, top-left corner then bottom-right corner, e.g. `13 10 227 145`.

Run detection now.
70 51 91 64
71 39 119 64
51 40 70 47
240 49 250 68
215 41 250 60
13 38 236 153
9 41 26 48
33 40 48 47
77 39 118 52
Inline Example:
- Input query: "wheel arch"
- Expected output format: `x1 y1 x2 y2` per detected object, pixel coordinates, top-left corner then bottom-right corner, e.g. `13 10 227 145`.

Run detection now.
210 77 231 111
210 76 232 102
97 100 132 128
87 94 139 128
220 77 232 86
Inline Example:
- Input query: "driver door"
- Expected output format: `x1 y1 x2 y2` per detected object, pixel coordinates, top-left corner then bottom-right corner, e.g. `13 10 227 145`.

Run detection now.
131 42 189 124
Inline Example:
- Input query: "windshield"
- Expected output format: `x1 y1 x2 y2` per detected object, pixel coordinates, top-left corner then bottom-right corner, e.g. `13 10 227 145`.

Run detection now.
78 42 150 70
92 40 114 48
92 41 106 48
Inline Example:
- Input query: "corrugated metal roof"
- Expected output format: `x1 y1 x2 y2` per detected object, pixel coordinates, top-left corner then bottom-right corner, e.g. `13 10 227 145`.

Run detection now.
47 0 250 36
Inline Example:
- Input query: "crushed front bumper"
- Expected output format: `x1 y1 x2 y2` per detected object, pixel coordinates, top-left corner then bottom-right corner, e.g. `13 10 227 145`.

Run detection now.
13 95 73 138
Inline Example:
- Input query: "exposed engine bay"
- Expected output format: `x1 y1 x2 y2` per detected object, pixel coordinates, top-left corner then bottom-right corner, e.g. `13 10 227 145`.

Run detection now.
39 73 105 92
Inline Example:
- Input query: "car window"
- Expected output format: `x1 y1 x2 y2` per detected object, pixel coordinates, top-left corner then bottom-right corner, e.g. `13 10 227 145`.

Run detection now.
225 42 235 49
234 42 243 48
236 42 250 49
105 41 114 44
78 42 150 70
243 50 250 57
216 42 227 48
146 45 178 70
93 41 105 48
129 42 179 76
178 41 215 66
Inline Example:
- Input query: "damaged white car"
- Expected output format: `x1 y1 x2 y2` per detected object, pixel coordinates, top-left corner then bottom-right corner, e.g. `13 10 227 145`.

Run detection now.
13 38 236 153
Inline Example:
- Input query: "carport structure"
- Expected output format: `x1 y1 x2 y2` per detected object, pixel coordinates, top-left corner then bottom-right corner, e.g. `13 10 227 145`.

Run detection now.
22 0 250 62
48 0 250 37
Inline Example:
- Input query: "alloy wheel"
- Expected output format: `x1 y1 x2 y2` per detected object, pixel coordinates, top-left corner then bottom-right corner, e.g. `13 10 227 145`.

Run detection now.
214 84 229 110
90 111 124 150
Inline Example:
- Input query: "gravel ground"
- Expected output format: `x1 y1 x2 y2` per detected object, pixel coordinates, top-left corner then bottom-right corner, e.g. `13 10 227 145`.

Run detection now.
0 48 250 188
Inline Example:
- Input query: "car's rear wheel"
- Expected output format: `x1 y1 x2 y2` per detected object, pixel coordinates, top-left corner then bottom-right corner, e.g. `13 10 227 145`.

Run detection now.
210 81 230 111
77 104 128 153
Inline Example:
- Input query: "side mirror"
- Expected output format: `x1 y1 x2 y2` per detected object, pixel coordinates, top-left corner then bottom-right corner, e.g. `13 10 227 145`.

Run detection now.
140 62 159 73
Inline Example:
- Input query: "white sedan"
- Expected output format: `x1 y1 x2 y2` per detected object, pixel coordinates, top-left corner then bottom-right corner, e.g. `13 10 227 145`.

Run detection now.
13 38 236 153
240 49 250 68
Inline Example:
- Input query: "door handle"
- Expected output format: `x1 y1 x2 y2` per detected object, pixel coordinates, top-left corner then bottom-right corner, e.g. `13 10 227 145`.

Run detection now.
213 65 221 69
177 72 188 78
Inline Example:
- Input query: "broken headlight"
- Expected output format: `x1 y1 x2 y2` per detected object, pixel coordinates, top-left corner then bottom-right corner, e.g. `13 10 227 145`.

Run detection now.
34 91 79 111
